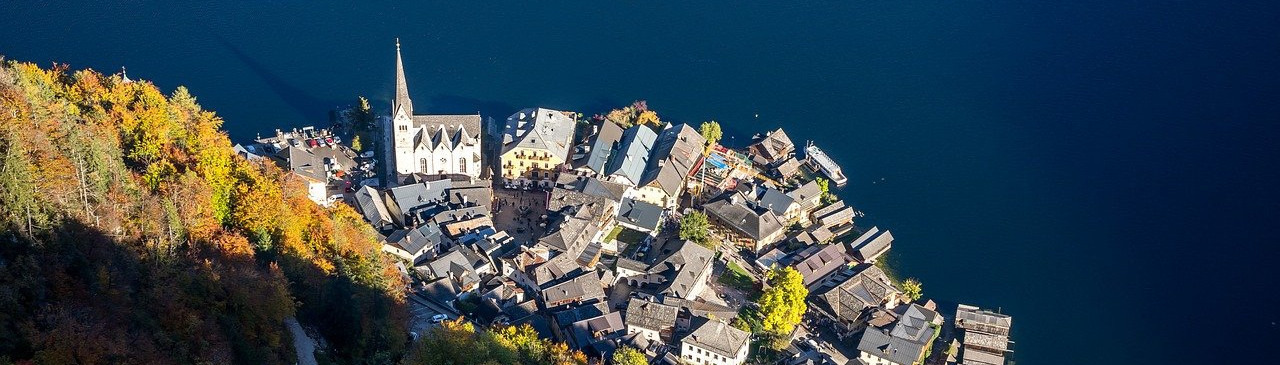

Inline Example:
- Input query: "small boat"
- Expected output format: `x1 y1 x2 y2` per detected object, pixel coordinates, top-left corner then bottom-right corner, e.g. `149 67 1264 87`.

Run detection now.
805 141 847 186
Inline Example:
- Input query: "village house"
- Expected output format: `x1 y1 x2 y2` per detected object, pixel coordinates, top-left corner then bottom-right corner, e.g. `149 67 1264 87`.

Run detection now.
748 127 796 165
704 191 786 253
572 121 625 177
499 107 577 186
681 318 751 365
856 304 942 365
624 297 678 344
604 125 658 187
629 123 707 209
849 226 894 263
811 264 902 334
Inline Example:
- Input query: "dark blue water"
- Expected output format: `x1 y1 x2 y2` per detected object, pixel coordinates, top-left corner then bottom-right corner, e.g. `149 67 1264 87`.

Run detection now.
5 2 1279 363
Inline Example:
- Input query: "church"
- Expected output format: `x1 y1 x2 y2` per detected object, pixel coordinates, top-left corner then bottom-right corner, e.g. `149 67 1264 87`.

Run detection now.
389 40 484 179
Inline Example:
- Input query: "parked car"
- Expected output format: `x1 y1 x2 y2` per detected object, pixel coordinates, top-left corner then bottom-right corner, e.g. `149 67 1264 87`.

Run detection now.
430 314 448 323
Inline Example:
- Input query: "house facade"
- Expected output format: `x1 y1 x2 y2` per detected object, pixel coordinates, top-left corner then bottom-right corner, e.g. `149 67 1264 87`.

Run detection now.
500 107 577 185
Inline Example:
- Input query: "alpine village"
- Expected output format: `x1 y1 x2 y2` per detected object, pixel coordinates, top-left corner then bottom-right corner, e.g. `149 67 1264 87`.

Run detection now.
0 42 1014 365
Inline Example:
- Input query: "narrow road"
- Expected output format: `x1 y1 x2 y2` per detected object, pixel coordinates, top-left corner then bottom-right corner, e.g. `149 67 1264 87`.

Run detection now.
285 317 319 365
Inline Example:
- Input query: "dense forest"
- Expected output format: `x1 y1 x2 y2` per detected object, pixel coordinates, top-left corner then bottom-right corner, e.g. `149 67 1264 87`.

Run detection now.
0 59 407 364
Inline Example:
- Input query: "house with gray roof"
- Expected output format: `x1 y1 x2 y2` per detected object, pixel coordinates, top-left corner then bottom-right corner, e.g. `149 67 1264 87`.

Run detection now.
849 226 894 263
856 304 941 365
354 185 393 229
499 107 577 184
382 224 444 264
651 240 716 300
616 197 665 233
573 121 626 176
748 128 796 165
385 180 451 226
567 311 626 352
624 297 679 344
420 245 494 293
788 180 824 220
704 193 786 253
680 318 751 365
758 187 798 219
789 243 853 289
633 123 706 208
542 271 607 309
811 264 901 333
606 125 658 186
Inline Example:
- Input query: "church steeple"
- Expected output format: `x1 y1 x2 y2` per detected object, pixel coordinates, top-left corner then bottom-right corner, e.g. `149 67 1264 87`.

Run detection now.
394 38 413 117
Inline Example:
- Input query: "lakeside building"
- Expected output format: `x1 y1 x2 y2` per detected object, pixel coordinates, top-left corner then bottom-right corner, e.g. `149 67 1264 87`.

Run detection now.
237 126 359 206
499 107 577 186
856 303 942 365
390 40 484 180
954 304 1014 365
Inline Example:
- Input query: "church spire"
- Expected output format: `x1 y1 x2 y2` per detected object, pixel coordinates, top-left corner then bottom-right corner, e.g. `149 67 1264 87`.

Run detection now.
394 38 413 117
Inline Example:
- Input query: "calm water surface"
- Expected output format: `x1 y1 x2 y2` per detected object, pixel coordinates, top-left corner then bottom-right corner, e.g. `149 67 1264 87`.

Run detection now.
4 1 1279 363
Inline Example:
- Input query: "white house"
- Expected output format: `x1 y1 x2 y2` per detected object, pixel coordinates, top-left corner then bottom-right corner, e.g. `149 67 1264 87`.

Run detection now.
681 319 751 365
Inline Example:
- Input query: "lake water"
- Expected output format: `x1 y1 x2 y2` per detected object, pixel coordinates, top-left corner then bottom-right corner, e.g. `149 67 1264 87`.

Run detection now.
4 1 1279 363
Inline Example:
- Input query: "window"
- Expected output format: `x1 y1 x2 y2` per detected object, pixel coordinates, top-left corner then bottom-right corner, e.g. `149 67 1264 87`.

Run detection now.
419 158 428 173
398 125 408 131
459 158 466 173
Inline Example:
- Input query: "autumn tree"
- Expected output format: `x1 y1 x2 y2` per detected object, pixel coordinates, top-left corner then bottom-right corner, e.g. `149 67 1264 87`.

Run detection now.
699 120 722 146
611 346 646 365
902 278 923 302
759 267 808 348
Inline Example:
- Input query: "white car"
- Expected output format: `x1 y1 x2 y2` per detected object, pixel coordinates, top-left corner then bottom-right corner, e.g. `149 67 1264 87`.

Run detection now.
430 314 448 323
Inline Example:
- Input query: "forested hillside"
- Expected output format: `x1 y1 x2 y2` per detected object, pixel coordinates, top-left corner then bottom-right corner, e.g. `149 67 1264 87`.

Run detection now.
0 60 407 364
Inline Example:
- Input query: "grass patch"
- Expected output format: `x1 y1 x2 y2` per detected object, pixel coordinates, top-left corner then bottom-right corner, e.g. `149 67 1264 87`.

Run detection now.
604 225 624 242
719 261 760 298
615 227 649 245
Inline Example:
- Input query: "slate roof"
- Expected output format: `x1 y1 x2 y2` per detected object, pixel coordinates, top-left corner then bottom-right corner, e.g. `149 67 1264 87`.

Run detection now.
552 302 611 329
811 200 846 220
615 258 650 273
788 180 823 210
640 124 706 197
652 240 715 299
411 114 483 150
568 311 626 350
616 198 664 232
385 224 443 262
279 146 327 182
502 107 577 160
577 121 626 174
424 245 491 288
543 271 607 306
605 125 658 185
850 226 893 262
624 298 678 332
750 128 795 163
704 198 784 242
388 180 450 213
813 265 899 324
790 243 852 288
759 187 797 217
355 186 392 226
682 318 750 359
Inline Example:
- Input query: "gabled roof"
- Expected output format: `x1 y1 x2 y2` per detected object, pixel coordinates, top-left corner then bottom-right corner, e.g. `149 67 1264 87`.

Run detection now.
704 198 784 242
385 224 443 262
568 311 625 350
502 107 576 160
640 124 706 197
355 186 393 226
606 125 657 185
682 318 750 359
751 128 795 162
625 298 678 332
652 240 715 299
577 121 626 175
849 226 893 262
758 187 797 217
388 180 450 213
543 271 607 305
278 146 327 182
813 265 899 323
789 180 823 207
616 198 664 231
790 243 852 288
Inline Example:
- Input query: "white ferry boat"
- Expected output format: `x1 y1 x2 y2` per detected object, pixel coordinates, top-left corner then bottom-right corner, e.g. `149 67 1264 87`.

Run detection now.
805 142 847 186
